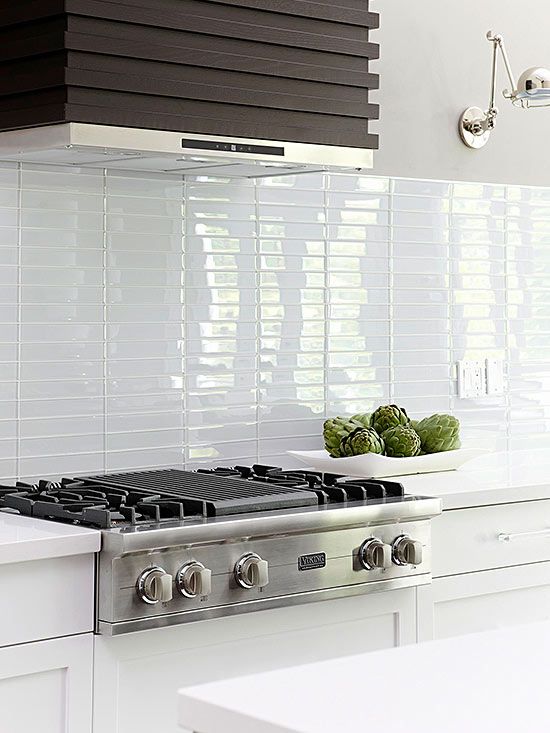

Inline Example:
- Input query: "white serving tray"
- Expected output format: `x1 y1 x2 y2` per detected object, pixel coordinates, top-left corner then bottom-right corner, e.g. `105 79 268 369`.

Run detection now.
287 448 486 479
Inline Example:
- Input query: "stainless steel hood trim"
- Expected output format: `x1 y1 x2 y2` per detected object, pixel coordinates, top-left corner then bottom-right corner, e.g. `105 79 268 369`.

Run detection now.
97 573 431 635
0 123 373 175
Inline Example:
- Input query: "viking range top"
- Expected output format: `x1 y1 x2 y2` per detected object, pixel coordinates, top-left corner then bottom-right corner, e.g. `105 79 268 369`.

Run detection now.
0 466 441 635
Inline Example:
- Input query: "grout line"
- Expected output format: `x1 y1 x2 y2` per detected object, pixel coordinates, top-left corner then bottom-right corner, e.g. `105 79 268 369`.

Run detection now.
181 175 187 469
323 172 330 421
504 184 512 453
101 169 108 474
388 177 394 404
448 182 454 415
15 163 22 480
254 177 261 464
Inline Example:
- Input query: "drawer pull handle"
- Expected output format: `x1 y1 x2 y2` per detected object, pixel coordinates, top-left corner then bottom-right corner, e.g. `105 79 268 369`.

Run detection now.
498 528 550 542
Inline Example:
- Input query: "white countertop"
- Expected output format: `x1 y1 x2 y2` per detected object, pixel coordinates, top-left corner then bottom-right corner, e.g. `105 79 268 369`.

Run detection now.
391 448 550 510
178 620 550 733
0 511 100 564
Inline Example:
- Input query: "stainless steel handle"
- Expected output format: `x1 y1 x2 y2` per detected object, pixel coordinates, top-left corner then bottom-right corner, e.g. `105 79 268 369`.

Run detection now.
498 528 550 543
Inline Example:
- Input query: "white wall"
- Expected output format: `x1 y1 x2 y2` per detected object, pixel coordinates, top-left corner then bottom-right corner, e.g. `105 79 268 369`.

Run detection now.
372 0 550 185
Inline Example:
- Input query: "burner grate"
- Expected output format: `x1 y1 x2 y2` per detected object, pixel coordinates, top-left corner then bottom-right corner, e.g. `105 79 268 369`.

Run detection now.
82 469 319 516
0 466 406 528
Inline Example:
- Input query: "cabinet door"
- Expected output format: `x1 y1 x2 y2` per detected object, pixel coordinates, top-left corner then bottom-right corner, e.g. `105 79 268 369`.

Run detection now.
417 562 550 642
0 634 93 733
94 588 416 733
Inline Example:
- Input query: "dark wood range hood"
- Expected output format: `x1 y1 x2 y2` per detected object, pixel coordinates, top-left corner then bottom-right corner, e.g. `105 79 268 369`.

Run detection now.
0 0 379 176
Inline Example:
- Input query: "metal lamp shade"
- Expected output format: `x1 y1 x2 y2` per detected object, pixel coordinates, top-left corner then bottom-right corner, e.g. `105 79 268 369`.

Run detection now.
513 66 550 107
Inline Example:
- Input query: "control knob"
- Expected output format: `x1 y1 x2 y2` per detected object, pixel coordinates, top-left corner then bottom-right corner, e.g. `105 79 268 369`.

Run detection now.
235 553 269 589
136 566 173 604
176 561 212 598
392 535 423 566
359 538 392 570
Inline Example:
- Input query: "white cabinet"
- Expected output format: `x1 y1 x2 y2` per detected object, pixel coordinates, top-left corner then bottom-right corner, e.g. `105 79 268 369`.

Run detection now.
0 554 95 647
0 633 93 733
419 500 550 642
418 553 550 641
94 588 416 733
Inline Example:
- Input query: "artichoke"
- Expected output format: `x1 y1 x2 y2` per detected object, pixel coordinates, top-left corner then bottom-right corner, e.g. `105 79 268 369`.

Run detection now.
323 417 366 457
382 425 421 457
340 427 385 456
414 414 461 453
371 404 410 435
350 413 372 429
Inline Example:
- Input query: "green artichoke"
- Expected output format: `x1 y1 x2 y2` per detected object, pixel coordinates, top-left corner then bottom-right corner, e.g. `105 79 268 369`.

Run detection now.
414 414 461 453
371 404 410 435
350 413 372 429
340 427 385 456
323 417 366 457
382 425 421 457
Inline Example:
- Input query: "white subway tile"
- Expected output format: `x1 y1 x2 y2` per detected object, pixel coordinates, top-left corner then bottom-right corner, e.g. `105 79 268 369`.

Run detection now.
20 416 104 438
20 341 103 362
21 286 103 304
258 172 324 190
107 393 183 414
107 232 182 252
21 266 102 287
107 376 183 396
21 190 103 212
21 323 103 342
20 361 102 381
328 174 389 193
20 453 104 478
20 434 104 457
22 167 103 193
393 179 451 197
5 166 550 471
106 430 184 452
20 397 103 419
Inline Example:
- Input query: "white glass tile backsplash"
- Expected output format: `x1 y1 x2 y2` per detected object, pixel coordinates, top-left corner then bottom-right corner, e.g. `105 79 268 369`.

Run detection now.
0 163 545 480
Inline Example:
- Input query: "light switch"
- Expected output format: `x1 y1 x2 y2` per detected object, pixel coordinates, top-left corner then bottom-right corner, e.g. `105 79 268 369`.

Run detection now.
486 358 505 396
457 360 486 399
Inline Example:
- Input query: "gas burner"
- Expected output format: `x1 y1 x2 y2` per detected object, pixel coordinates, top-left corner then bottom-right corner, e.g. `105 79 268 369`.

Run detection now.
0 479 186 528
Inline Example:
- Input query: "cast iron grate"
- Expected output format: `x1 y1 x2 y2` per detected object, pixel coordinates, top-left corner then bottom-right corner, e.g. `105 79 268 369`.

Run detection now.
81 468 319 516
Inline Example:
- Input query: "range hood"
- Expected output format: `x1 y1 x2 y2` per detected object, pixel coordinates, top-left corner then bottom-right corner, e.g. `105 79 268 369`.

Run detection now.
0 123 373 178
0 2 378 178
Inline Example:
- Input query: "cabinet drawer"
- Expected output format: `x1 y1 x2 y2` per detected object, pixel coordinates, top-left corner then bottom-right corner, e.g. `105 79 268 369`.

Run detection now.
433 499 550 577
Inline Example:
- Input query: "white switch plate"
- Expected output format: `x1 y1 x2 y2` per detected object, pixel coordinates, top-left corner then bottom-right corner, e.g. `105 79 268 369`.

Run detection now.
486 358 505 396
457 360 487 399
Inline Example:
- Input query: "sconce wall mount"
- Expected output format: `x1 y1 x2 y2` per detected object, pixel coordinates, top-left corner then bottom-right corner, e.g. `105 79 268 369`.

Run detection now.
459 31 550 149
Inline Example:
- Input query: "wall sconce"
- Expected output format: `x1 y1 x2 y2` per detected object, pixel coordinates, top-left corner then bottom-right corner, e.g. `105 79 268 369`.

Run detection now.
459 30 550 149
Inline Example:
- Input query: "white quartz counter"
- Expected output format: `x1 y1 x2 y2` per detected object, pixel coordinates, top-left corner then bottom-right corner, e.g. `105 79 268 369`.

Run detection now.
178 620 550 733
389 448 550 510
0 511 100 564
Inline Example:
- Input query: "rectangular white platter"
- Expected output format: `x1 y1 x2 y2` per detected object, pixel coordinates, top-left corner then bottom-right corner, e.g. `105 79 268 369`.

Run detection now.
287 448 485 479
